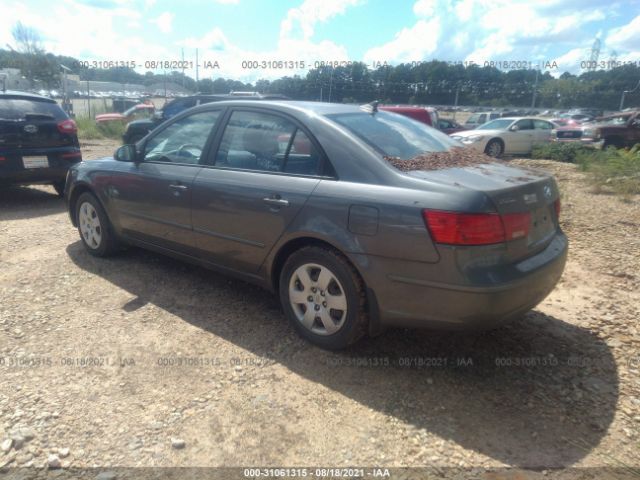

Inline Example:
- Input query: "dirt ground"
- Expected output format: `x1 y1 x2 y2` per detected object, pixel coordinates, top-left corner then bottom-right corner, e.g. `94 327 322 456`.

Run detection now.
1 138 639 478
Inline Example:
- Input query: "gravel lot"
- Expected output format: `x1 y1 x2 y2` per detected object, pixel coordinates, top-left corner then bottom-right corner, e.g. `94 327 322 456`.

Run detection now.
1 139 639 477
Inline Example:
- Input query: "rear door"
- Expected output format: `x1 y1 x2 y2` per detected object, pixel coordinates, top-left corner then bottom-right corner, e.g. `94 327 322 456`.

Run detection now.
191 108 323 273
108 109 223 253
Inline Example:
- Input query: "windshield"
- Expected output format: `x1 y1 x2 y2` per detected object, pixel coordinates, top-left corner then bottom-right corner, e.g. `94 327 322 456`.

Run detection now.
476 119 513 130
328 111 459 160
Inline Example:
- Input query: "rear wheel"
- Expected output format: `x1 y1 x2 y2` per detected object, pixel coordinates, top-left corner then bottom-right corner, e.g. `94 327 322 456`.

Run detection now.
76 192 119 257
279 246 367 350
485 139 504 157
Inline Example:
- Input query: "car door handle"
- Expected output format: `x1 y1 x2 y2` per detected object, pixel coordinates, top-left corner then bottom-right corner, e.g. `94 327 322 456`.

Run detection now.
169 184 188 191
263 197 289 207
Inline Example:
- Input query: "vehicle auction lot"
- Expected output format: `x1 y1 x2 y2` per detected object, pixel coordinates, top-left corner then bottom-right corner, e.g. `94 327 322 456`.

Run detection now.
1 140 639 473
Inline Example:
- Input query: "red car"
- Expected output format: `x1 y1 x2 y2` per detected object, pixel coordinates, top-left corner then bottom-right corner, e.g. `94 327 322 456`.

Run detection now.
437 118 467 135
95 104 155 124
379 105 438 127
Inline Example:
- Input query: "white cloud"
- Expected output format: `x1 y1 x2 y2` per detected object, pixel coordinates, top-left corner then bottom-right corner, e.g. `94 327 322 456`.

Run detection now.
364 19 441 64
413 0 436 17
606 14 640 51
280 0 362 40
213 0 240 3
151 12 174 34
365 0 614 76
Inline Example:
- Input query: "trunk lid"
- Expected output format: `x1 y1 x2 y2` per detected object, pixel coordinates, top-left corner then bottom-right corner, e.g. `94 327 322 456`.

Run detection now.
408 162 560 259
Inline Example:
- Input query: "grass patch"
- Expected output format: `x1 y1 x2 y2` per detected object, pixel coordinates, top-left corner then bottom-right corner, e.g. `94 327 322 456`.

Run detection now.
531 142 594 163
76 117 125 141
578 145 640 196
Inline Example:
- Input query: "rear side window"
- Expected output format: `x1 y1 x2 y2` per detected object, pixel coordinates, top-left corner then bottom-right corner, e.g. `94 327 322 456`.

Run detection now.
0 98 67 121
533 119 553 130
214 111 322 176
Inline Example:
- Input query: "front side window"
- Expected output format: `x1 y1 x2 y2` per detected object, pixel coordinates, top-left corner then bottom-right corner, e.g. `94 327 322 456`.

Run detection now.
216 110 319 173
514 119 534 130
143 110 221 164
328 111 458 160
533 119 553 130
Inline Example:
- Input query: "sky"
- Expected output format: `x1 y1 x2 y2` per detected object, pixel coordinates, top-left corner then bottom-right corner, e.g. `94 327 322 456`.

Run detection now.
1 0 639 82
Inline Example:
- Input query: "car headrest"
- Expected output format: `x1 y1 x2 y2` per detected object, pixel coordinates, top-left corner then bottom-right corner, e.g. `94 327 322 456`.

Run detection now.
242 128 279 156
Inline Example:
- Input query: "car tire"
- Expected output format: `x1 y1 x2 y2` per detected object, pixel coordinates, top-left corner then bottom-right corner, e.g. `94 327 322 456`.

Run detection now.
484 139 504 157
75 192 119 257
52 180 65 197
279 246 368 350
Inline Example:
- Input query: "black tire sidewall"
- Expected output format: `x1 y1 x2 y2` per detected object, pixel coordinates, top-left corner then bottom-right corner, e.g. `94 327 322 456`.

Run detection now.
76 192 114 256
279 247 364 350
485 139 503 157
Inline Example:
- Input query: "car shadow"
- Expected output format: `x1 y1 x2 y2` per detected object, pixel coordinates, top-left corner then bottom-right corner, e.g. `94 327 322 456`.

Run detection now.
66 242 619 469
0 185 66 221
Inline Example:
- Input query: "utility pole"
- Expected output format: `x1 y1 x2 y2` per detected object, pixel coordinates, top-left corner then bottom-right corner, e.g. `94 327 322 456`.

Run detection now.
328 67 333 103
453 85 460 121
531 69 539 108
620 79 640 111
86 80 90 118
195 48 199 85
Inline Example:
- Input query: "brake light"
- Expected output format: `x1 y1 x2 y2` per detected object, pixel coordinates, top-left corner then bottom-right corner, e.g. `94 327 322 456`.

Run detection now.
554 198 561 220
422 210 531 246
57 119 77 135
0 156 6 162
61 151 82 159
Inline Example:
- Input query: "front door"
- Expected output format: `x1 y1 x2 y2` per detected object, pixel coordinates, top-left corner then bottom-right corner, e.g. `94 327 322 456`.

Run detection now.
109 109 223 253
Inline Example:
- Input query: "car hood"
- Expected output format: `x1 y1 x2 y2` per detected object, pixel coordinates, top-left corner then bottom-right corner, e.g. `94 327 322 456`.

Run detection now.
452 129 502 138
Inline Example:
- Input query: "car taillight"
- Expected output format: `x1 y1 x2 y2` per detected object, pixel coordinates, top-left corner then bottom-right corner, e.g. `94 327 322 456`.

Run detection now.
422 210 531 246
502 212 531 241
554 198 561 220
57 119 77 135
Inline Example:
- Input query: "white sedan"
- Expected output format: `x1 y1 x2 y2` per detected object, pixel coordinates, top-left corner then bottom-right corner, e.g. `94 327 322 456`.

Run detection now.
450 117 556 157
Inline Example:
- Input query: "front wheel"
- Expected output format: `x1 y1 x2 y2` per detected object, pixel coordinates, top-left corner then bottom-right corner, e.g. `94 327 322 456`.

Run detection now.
279 246 368 350
76 192 119 257
485 139 504 157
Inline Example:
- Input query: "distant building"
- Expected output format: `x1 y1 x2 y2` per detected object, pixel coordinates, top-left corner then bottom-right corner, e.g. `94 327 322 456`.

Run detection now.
0 68 32 91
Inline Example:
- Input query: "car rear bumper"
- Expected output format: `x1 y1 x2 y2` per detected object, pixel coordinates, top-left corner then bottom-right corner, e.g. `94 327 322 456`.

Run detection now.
0 149 82 186
359 231 568 331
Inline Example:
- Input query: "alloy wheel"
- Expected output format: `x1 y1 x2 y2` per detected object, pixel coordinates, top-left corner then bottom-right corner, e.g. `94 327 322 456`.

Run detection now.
288 263 348 335
79 201 102 249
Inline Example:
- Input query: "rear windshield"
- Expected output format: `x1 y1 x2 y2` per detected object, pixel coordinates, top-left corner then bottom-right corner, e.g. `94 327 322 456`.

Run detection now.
327 111 458 160
0 98 67 121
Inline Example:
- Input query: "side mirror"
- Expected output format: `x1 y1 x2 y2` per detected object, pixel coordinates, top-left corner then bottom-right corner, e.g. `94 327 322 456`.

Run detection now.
114 144 137 162
510 125 520 132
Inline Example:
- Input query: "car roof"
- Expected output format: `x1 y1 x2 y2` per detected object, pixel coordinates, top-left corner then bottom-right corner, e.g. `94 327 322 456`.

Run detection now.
0 90 56 103
190 100 380 116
